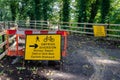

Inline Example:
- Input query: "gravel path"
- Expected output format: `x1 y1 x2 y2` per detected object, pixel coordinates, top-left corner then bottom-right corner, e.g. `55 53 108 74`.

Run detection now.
62 35 120 80
0 34 120 80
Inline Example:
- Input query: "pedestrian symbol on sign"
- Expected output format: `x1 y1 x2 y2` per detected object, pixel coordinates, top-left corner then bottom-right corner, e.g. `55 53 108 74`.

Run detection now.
36 36 40 42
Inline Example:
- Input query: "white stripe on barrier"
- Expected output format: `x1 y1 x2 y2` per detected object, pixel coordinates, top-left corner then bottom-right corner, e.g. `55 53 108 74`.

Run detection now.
48 31 57 34
16 30 24 35
33 31 41 34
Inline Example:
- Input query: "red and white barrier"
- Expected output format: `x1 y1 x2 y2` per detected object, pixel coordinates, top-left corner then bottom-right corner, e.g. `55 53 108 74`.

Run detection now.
6 29 68 36
5 29 68 57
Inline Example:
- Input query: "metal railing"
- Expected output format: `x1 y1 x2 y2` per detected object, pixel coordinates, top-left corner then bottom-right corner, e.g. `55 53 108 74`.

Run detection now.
0 20 120 38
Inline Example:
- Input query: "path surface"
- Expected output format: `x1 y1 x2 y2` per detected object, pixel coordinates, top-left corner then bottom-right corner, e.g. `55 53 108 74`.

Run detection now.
0 34 120 80
64 35 120 80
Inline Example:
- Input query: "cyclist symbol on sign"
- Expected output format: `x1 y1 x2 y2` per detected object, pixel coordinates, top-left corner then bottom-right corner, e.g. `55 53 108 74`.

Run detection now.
43 36 55 42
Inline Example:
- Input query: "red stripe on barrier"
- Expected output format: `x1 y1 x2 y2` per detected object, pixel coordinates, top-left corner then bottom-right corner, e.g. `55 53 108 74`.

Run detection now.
25 30 33 34
6 30 16 34
40 30 48 34
57 30 67 36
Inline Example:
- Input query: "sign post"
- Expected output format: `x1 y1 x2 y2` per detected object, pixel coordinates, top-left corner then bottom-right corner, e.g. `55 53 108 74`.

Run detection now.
25 34 61 60
93 25 106 37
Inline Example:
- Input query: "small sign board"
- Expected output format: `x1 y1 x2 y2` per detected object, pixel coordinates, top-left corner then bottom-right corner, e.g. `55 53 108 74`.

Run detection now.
25 34 61 60
93 25 106 37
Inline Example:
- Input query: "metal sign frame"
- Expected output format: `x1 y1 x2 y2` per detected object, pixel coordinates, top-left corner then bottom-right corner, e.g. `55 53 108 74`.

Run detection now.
25 34 62 60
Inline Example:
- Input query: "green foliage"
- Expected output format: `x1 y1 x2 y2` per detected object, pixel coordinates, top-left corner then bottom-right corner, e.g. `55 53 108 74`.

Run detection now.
18 0 32 20
109 0 120 24
0 0 119 25
0 70 4 75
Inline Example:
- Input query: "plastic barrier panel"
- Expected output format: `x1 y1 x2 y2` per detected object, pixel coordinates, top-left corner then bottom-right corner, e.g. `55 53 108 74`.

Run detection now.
6 29 68 59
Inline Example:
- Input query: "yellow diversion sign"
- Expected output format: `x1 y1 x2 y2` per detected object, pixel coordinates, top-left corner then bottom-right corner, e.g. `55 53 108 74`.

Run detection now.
25 34 61 60
93 25 106 37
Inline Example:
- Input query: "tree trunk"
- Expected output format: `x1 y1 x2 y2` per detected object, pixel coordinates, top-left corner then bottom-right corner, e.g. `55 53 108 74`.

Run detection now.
101 0 110 23
77 0 88 27
10 1 18 21
62 0 70 29
34 0 43 20
87 0 100 32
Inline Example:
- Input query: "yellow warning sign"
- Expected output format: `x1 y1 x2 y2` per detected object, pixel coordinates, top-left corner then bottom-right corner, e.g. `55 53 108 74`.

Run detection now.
93 25 106 37
25 34 61 60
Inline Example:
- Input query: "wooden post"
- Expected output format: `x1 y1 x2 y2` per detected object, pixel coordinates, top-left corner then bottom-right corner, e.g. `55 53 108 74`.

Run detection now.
84 24 86 32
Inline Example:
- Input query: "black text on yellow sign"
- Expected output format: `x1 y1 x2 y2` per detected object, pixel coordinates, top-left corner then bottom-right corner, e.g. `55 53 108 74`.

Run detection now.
93 25 106 37
25 34 61 60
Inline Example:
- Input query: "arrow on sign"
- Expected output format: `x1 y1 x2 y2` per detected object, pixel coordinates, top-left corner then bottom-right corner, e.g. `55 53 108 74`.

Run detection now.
29 44 38 49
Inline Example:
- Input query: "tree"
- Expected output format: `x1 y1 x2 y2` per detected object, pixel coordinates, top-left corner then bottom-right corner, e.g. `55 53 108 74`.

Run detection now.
101 0 110 23
34 0 43 20
27 0 35 20
62 0 70 22
43 0 48 21
9 0 19 21
88 0 101 23
61 0 70 29
86 0 101 32
42 0 54 21
77 0 88 24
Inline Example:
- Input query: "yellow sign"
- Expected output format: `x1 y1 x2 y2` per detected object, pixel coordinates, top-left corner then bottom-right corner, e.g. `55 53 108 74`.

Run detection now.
25 34 61 60
93 25 106 37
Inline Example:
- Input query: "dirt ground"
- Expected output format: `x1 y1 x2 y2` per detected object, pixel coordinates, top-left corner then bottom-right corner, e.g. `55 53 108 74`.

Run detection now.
0 34 120 80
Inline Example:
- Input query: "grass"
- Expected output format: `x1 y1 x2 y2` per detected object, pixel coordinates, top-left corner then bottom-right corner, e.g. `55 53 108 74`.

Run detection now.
118 45 120 48
16 67 26 70
0 70 4 75
8 70 14 74
109 56 118 60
